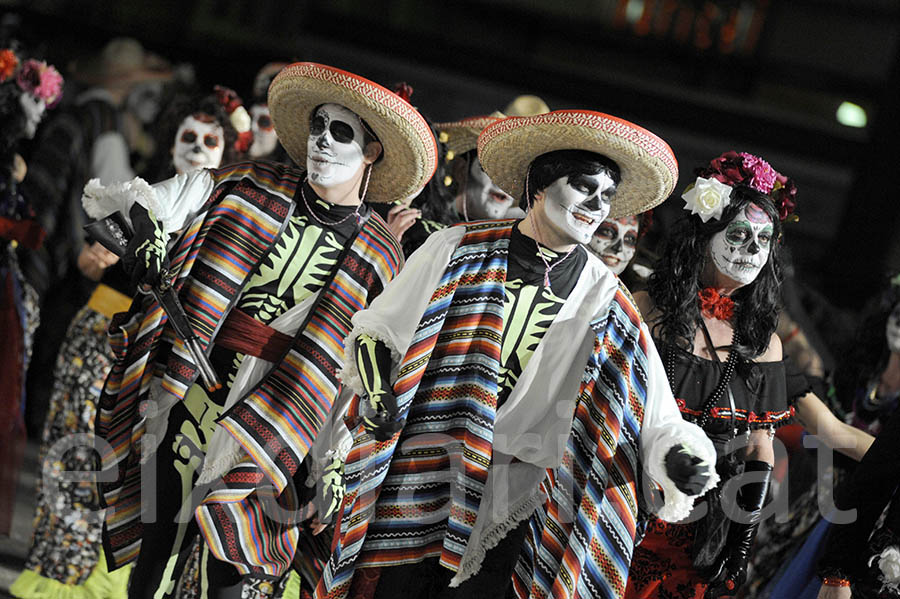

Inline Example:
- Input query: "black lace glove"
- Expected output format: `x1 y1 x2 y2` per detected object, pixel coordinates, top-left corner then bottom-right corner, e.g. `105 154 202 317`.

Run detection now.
665 444 712 495
704 460 773 598
121 202 168 290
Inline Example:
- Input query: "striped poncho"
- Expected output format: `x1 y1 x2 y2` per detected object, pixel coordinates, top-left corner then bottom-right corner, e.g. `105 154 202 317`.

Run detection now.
316 221 716 599
94 161 403 575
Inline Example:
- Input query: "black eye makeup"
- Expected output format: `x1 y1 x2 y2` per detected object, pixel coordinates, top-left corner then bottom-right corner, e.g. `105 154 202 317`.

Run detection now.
180 130 197 144
310 114 356 144
203 134 220 149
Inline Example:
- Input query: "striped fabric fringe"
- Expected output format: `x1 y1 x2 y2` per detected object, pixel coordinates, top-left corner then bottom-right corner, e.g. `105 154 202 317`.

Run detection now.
316 220 649 599
96 161 403 574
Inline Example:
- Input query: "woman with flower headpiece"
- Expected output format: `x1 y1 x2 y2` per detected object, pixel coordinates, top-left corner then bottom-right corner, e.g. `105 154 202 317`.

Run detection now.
623 151 802 599
9 87 247 599
0 44 63 536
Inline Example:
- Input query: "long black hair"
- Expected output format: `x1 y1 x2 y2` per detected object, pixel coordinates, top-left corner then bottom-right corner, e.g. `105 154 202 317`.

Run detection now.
648 185 784 359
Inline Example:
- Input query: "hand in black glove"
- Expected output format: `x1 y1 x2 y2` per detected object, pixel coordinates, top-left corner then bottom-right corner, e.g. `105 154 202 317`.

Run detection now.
703 460 773 598
122 202 168 290
665 444 711 495
362 390 405 441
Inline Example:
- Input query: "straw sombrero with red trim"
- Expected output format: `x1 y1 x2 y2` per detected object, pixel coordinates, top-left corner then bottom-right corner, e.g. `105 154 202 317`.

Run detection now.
268 62 437 203
434 113 504 159
478 110 678 218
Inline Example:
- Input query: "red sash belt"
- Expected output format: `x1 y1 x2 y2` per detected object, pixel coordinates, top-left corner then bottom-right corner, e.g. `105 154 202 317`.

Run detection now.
215 308 293 362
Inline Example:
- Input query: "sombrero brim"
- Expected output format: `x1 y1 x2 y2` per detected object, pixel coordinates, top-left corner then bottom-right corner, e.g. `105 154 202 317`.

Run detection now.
477 110 678 219
435 115 503 158
268 62 437 203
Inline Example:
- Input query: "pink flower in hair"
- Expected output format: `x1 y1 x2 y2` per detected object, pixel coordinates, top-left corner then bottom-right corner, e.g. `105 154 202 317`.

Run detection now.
738 152 776 194
16 59 64 107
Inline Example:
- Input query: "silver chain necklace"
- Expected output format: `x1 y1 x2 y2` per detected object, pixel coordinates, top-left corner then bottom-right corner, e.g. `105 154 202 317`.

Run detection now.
300 167 371 227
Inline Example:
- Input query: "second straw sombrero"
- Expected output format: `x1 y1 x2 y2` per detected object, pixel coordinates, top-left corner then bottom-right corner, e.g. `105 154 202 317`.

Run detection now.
268 62 438 203
435 113 504 158
477 110 678 219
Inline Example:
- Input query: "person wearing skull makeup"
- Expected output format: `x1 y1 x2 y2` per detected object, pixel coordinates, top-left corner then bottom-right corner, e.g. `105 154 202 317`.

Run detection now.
81 63 436 599
311 110 717 599
0 44 63 537
145 88 243 181
623 151 803 599
246 62 290 163
20 38 175 442
10 88 246 599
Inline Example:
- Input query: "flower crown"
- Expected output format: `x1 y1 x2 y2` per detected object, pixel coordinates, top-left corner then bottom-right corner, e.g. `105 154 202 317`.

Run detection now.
0 49 64 107
681 151 798 223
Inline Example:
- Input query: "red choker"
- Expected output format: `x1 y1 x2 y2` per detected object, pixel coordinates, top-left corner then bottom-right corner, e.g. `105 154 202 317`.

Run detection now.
698 287 735 320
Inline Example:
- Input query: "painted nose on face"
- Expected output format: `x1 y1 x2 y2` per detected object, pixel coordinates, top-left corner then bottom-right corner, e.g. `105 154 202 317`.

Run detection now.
609 237 623 252
192 145 202 154
315 133 331 150
581 196 603 211
746 240 760 255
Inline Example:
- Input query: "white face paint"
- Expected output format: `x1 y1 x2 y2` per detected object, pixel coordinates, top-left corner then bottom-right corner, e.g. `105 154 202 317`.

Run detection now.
709 203 774 286
539 171 615 245
127 81 165 124
248 104 278 158
588 215 639 275
886 303 900 353
172 115 225 174
19 93 46 139
464 156 515 220
306 103 367 187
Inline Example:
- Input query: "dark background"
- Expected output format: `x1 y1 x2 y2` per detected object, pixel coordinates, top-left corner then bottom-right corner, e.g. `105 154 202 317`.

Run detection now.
6 0 900 310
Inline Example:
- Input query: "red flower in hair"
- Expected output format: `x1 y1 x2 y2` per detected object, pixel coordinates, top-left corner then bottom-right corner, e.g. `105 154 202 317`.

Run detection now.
698 287 735 320
0 49 18 82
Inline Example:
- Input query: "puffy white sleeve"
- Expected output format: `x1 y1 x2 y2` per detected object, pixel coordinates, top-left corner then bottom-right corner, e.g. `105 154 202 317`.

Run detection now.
338 225 466 396
640 325 719 522
82 169 216 236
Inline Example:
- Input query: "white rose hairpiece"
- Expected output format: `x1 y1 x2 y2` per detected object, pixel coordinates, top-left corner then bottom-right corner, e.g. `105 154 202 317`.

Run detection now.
681 176 733 222
683 151 799 223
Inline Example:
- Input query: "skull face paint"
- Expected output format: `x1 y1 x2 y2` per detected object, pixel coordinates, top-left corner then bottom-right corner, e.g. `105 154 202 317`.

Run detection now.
886 302 900 353
127 81 165 124
588 215 639 275
248 103 278 158
306 103 367 187
172 114 225 174
709 203 773 286
464 156 515 220
539 171 616 245
19 93 46 139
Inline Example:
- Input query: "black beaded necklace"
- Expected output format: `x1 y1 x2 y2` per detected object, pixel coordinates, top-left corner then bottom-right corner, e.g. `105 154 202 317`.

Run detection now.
665 322 741 429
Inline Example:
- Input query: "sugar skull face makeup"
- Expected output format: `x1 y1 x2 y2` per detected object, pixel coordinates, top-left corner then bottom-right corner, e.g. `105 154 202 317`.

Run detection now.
588 215 639 275
172 114 225 174
709 202 773 286
887 302 900 353
248 103 278 158
306 103 368 187
465 156 514 220
540 171 616 245
19 93 46 139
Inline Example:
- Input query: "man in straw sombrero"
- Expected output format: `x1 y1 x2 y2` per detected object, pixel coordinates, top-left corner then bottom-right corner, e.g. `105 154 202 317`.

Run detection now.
80 62 437 599
313 110 718 599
